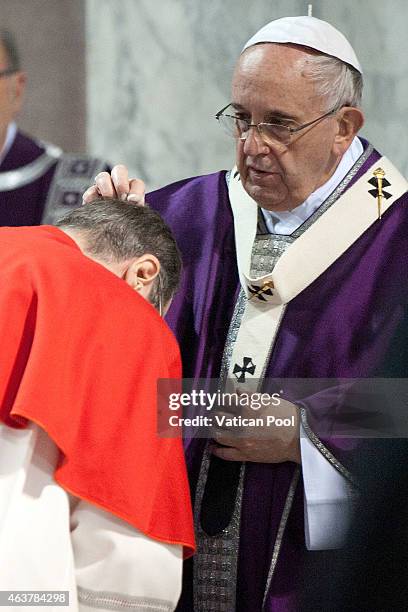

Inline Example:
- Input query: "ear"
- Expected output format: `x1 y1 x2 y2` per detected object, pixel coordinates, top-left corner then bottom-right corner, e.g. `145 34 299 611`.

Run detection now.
10 71 26 114
332 107 364 157
123 254 161 302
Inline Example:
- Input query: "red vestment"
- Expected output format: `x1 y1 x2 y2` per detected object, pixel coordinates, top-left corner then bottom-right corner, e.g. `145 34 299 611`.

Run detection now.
0 225 195 557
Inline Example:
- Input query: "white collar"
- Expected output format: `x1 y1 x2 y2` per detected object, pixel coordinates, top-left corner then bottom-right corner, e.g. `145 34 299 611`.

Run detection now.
261 136 364 235
0 122 18 168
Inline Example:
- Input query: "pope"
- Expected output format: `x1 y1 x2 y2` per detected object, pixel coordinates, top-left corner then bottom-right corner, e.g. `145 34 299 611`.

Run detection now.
85 16 408 612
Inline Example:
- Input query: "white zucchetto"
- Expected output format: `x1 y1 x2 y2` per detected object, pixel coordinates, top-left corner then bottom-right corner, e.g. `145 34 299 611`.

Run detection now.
242 16 362 74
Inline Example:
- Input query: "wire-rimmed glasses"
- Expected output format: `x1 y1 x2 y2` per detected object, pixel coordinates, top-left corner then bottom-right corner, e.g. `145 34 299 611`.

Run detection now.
215 103 338 148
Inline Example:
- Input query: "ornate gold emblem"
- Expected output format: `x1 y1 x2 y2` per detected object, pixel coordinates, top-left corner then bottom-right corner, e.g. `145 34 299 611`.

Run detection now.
373 167 386 220
248 280 274 301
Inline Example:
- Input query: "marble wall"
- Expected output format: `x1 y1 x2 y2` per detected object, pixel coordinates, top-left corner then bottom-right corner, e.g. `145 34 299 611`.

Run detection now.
2 0 86 152
316 0 408 178
86 0 408 189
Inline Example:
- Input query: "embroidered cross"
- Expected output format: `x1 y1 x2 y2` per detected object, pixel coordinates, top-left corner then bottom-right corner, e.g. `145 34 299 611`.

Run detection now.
368 168 392 220
233 357 256 383
62 191 81 207
248 281 274 302
70 159 91 175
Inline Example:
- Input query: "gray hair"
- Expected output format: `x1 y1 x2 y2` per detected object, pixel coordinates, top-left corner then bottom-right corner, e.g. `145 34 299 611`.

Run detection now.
56 198 182 308
0 30 21 71
302 53 363 110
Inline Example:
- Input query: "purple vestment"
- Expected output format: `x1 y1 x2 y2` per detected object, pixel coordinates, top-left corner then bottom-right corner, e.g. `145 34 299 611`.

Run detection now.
0 130 107 226
0 131 57 225
148 142 408 611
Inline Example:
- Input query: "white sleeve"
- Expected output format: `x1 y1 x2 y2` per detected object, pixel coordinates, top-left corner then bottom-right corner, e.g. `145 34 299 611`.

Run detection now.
70 498 183 612
0 423 182 611
300 424 355 551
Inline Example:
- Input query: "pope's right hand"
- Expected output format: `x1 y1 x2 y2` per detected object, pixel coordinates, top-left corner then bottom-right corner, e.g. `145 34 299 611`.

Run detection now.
82 164 146 205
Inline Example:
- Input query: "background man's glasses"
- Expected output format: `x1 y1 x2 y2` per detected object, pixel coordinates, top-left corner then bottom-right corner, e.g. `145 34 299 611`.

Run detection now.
215 103 338 147
0 68 18 80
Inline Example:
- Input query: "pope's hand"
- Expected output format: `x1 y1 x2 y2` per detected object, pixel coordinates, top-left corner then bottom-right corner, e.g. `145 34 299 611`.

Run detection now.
82 164 146 205
211 397 301 464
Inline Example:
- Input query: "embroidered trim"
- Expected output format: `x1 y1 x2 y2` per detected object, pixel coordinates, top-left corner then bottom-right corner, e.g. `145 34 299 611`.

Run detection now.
193 287 248 611
299 407 356 485
219 288 247 385
77 586 174 612
41 154 106 224
193 446 245 611
262 467 301 610
77 586 173 611
250 233 295 279
291 143 374 238
0 141 61 192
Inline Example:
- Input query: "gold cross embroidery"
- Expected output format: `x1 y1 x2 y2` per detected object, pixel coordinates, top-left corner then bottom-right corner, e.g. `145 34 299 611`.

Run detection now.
373 167 386 220
248 280 274 301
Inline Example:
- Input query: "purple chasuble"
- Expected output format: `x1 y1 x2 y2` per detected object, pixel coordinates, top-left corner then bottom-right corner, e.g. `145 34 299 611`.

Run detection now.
147 142 408 611
0 130 108 226
0 131 58 225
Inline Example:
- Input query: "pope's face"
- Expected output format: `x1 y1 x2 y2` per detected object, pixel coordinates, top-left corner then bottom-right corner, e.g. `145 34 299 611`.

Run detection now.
232 44 341 211
0 43 25 149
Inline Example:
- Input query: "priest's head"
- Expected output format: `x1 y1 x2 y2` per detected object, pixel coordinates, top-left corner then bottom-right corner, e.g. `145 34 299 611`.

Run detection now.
0 31 25 151
217 16 365 212
56 198 182 315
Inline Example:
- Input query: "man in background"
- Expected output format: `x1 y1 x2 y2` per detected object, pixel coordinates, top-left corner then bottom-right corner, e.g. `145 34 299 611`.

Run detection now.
0 29 107 226
0 199 195 611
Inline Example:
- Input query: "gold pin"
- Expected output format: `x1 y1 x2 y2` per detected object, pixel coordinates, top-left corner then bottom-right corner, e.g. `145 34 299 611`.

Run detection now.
373 167 385 220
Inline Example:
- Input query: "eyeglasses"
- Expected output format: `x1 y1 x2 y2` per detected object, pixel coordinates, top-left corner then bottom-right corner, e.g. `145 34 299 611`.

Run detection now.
215 103 338 147
0 68 18 80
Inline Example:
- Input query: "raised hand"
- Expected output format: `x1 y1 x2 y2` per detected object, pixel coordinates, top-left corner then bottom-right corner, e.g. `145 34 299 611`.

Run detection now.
82 164 146 205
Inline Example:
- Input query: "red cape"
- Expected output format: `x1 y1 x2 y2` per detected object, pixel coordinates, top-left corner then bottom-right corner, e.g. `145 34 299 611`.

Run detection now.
0 226 195 557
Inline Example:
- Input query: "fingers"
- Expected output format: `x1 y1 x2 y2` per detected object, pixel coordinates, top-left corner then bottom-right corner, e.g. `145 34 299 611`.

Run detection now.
212 433 238 448
127 178 146 205
82 165 146 206
82 184 101 204
95 171 117 198
111 164 129 200
211 445 243 462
